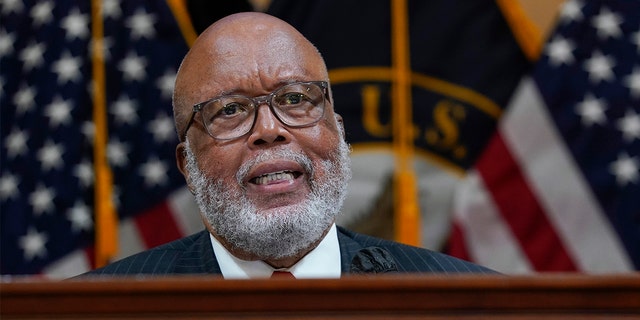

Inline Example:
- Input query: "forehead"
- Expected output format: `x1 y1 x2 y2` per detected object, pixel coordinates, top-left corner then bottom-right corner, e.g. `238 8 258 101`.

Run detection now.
179 23 326 102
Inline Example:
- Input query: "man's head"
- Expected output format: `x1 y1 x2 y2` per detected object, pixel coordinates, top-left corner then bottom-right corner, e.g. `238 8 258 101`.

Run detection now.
172 12 351 267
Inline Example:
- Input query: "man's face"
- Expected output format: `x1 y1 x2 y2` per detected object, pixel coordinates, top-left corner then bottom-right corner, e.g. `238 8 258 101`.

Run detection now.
183 133 351 260
175 16 351 261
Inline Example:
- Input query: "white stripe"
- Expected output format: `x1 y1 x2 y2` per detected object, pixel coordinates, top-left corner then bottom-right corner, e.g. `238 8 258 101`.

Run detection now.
115 218 146 260
453 170 533 274
501 78 632 272
43 249 91 278
167 187 203 236
43 189 198 278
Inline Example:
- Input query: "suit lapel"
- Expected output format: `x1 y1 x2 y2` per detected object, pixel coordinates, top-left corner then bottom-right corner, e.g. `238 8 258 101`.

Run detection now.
337 227 365 273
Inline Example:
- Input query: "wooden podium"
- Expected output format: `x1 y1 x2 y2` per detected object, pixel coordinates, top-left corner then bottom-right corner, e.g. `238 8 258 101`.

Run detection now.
2 274 639 319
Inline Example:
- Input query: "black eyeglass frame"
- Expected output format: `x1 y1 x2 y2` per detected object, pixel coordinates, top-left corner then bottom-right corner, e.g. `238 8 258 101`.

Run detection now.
180 81 330 142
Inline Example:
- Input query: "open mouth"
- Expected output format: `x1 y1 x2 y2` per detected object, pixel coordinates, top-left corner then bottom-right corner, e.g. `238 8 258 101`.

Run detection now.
250 170 303 185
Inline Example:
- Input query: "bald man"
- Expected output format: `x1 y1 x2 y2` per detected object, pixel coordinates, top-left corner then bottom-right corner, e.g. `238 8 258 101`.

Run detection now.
86 12 493 278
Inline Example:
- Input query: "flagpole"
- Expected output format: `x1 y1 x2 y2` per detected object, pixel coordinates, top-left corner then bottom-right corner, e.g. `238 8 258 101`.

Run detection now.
495 0 543 61
91 0 118 268
166 0 198 47
391 0 420 246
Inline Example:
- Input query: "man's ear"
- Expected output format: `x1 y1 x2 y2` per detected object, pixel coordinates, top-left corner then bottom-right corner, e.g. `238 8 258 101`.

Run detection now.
176 142 196 195
335 113 346 140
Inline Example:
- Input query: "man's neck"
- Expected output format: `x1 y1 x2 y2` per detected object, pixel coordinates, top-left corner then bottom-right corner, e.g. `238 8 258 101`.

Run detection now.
207 224 332 268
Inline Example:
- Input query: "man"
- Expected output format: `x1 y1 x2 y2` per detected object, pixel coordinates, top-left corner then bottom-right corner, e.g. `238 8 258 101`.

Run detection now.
87 12 492 278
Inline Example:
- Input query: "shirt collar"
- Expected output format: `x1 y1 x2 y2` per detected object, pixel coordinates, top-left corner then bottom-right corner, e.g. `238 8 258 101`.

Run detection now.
209 223 341 279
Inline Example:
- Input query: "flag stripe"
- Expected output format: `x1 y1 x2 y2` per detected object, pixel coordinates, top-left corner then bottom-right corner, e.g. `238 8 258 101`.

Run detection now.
447 223 471 262
167 187 203 236
116 218 147 260
502 78 633 272
477 132 578 271
43 248 92 279
134 202 183 249
453 170 533 273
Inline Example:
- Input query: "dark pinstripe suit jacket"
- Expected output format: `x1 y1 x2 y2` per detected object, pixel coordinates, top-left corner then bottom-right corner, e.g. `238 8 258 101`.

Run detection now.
85 226 493 275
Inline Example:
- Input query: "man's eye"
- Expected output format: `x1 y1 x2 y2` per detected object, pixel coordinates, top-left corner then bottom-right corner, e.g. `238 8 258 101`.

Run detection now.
281 93 306 105
220 102 244 116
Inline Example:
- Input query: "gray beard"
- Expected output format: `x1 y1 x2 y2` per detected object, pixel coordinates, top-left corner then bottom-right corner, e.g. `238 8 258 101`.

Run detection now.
184 139 352 260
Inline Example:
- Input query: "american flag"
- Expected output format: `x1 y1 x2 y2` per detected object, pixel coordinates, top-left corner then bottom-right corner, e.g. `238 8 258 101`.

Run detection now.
0 0 201 277
450 0 639 272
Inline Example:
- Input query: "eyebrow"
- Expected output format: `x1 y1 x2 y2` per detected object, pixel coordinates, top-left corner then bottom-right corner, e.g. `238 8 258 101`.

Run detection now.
203 79 314 100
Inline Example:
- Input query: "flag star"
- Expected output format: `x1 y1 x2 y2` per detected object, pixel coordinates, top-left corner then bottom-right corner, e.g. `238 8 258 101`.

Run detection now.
67 201 93 233
624 67 640 98
19 227 48 261
107 139 130 167
52 51 83 84
38 140 65 171
90 36 114 62
13 85 37 114
583 51 615 83
0 29 16 57
0 173 19 201
74 160 94 187
591 7 623 39
103 0 122 19
148 113 176 143
111 95 139 125
30 1 55 26
118 51 147 82
19 41 46 71
546 36 575 66
559 0 583 23
126 9 157 39
29 184 56 215
139 157 169 187
112 185 121 209
61 8 90 40
101 36 114 61
5 128 28 158
609 153 639 186
156 69 176 100
617 110 640 142
1 0 24 15
575 94 607 126
80 123 95 146
632 31 640 53
45 96 73 127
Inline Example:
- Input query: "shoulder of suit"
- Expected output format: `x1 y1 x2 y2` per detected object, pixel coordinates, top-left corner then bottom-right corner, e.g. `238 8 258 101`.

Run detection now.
81 230 210 276
336 225 496 273
159 229 209 250
337 225 421 250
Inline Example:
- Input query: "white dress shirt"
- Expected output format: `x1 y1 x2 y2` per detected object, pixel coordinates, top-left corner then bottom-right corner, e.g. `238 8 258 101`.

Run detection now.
209 223 341 279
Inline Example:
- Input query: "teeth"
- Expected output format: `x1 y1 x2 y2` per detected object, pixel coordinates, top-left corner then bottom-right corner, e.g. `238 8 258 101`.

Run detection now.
255 171 295 185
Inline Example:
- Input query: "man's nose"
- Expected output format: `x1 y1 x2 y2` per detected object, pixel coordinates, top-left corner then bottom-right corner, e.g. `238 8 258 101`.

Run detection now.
247 103 290 146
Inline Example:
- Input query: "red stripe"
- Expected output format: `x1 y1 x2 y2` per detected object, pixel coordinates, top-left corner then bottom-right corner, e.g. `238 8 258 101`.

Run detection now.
84 246 96 269
447 222 472 262
134 201 183 248
476 133 577 271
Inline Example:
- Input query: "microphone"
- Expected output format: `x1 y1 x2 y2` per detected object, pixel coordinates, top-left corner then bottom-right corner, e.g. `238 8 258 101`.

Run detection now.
350 247 398 274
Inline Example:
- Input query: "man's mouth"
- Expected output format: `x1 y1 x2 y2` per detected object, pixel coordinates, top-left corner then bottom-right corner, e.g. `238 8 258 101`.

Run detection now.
250 170 303 185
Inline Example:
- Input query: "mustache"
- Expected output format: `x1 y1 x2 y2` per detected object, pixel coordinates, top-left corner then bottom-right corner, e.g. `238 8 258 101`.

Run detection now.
236 149 314 185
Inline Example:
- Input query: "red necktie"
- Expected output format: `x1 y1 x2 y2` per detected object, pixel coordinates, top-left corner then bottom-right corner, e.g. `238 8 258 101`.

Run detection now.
271 271 296 279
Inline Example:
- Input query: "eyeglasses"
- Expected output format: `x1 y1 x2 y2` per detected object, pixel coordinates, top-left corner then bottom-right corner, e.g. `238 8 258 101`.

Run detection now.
181 81 330 141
